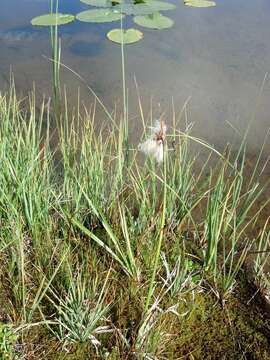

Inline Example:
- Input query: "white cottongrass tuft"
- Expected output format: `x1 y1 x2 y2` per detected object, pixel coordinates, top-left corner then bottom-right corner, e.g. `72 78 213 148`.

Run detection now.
138 120 167 163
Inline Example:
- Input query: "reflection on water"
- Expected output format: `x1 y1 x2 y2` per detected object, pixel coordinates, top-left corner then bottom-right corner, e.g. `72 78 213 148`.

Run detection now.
0 0 270 155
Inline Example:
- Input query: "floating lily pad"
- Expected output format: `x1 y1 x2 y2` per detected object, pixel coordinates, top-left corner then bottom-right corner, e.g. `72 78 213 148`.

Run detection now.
145 0 176 11
134 12 174 29
107 28 143 44
184 0 216 7
31 13 75 26
114 1 175 15
113 4 151 15
80 0 122 6
76 9 123 23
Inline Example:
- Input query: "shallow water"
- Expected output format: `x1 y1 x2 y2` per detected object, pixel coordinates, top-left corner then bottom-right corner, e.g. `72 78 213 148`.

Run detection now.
0 0 270 154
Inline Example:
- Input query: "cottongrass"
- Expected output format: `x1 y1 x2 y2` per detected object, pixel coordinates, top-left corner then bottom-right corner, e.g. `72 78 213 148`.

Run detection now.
138 119 167 163
0 85 270 358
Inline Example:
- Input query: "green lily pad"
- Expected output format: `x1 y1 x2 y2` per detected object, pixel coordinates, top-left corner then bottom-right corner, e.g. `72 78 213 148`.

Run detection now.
134 12 174 29
31 13 75 26
145 0 176 11
184 0 216 7
80 0 122 6
113 4 151 15
76 9 123 23
107 28 143 44
114 1 175 15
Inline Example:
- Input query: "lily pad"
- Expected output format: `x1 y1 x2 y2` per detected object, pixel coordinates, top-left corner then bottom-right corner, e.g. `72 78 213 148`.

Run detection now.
114 1 175 15
113 4 151 15
134 12 174 29
31 13 75 26
145 0 176 11
80 0 122 6
107 28 143 44
184 0 216 7
76 9 123 23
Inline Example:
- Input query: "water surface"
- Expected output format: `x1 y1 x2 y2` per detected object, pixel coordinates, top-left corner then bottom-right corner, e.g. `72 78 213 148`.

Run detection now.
0 0 270 154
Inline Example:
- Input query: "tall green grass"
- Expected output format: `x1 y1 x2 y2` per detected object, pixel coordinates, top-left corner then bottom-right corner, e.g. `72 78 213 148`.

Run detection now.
0 82 269 358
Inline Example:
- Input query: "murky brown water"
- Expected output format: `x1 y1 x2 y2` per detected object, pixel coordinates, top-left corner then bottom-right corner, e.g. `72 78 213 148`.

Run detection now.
0 0 270 155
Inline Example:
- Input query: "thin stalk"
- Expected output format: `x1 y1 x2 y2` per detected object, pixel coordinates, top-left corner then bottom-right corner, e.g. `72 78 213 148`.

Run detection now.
50 0 61 116
144 145 167 313
18 222 26 322
120 15 129 164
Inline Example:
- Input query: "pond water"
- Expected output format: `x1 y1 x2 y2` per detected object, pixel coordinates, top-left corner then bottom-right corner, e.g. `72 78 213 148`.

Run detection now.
0 0 270 155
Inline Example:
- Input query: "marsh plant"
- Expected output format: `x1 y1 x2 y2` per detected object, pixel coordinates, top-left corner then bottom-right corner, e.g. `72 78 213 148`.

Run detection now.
138 119 167 163
0 323 18 360
30 0 217 161
30 0 217 103
1 1 269 356
0 82 269 357
31 0 217 46
45 269 111 347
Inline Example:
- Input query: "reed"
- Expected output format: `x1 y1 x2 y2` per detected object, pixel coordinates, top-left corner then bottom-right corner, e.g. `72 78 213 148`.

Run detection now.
0 82 269 358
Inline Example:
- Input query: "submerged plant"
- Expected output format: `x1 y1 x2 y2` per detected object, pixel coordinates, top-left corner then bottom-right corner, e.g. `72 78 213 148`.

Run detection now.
31 0 75 109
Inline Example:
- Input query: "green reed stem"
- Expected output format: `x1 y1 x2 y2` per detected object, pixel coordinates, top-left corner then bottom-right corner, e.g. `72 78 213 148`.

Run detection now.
120 15 129 164
50 0 61 115
144 145 167 313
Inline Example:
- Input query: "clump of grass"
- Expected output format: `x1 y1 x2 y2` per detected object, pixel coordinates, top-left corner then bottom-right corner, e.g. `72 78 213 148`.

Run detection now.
44 268 111 349
0 83 270 359
0 323 18 360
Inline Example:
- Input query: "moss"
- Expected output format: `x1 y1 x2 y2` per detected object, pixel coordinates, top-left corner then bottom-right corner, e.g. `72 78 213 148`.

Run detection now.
165 289 270 359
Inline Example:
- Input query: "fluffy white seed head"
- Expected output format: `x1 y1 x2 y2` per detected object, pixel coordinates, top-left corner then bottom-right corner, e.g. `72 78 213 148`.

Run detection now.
138 119 166 163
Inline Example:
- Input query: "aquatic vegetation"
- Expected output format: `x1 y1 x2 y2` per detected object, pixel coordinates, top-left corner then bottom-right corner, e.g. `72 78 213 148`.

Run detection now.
81 0 123 6
31 13 75 26
0 83 269 358
75 0 176 44
76 9 124 23
113 1 176 15
2 1 270 357
31 0 75 112
107 28 143 44
134 12 174 29
31 0 217 46
138 119 167 163
184 0 216 7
